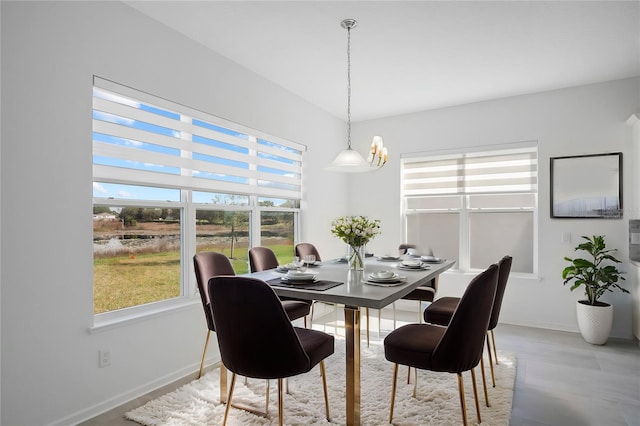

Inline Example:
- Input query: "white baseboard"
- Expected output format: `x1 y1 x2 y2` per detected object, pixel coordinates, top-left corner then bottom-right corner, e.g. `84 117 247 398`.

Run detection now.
48 361 210 426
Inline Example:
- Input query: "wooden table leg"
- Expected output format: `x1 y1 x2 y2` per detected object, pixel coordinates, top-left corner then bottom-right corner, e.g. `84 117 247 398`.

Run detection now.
344 305 361 425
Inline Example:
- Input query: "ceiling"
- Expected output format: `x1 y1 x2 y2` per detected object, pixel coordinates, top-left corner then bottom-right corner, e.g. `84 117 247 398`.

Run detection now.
124 1 640 122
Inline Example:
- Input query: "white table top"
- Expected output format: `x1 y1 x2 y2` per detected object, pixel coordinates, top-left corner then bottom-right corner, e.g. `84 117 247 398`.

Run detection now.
245 257 456 309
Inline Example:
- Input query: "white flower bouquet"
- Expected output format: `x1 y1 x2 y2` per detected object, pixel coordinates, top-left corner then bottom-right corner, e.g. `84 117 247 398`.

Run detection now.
330 216 381 269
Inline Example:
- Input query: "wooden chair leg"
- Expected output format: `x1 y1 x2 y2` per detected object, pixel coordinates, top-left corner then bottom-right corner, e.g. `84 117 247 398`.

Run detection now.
277 378 284 426
412 366 418 398
470 368 482 424
320 360 330 421
407 366 411 384
303 315 307 328
390 363 399 424
486 333 496 387
198 330 211 378
222 372 236 426
418 300 422 323
456 373 468 426
480 353 490 407
309 301 315 328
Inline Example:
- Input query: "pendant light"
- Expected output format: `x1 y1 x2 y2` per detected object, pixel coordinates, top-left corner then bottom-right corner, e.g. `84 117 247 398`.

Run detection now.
326 19 388 173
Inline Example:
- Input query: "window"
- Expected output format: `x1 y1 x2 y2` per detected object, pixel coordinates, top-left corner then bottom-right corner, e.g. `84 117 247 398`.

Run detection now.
93 77 304 318
402 143 537 274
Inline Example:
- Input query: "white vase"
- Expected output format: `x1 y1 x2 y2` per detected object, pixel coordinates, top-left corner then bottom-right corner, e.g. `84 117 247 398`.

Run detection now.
576 300 613 345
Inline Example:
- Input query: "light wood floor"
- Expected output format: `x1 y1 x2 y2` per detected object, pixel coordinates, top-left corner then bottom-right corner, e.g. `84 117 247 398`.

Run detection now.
81 308 640 426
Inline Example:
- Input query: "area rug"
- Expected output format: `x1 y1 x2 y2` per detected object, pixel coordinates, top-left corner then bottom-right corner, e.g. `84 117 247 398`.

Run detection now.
126 337 516 425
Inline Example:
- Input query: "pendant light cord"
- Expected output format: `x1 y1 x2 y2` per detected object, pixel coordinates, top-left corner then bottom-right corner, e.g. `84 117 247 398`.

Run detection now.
346 23 352 149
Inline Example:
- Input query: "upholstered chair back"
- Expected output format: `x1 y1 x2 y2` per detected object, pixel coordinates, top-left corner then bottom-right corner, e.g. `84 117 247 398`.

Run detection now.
193 252 235 332
248 246 279 272
431 264 499 373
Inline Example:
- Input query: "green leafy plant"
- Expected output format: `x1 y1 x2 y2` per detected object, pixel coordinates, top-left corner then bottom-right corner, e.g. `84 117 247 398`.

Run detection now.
562 235 628 305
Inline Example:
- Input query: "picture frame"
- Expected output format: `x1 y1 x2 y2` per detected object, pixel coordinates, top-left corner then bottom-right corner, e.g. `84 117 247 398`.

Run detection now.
550 152 622 219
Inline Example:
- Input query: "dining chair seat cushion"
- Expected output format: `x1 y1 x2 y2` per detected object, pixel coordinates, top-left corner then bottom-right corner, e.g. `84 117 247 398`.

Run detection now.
384 323 446 371
295 327 335 368
423 296 459 326
402 286 436 303
281 299 312 321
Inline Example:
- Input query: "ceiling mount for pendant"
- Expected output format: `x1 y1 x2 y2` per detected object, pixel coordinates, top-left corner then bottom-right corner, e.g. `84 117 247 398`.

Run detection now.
326 18 388 173
340 18 357 30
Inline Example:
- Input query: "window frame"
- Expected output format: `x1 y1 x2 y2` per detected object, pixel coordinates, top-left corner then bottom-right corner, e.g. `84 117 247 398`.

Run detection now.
92 77 303 328
401 142 538 275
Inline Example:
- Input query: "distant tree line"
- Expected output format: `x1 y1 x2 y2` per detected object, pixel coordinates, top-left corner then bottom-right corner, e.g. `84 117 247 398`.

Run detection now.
93 207 177 226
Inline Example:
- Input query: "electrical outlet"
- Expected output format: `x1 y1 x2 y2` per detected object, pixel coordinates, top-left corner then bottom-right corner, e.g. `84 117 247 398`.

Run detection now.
631 233 640 244
99 350 111 368
562 231 571 243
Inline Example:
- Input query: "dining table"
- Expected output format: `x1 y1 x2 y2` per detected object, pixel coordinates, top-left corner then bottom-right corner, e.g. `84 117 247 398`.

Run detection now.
219 255 455 425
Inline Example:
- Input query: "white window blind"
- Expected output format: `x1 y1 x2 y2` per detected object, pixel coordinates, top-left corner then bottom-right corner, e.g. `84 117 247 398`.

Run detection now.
402 143 538 274
402 145 538 197
92 77 304 200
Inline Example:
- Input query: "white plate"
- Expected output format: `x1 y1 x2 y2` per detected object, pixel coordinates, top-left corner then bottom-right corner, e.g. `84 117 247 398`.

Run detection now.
277 264 300 272
420 256 444 263
367 275 406 283
283 272 317 281
369 272 399 280
364 280 406 287
377 255 401 261
396 264 430 271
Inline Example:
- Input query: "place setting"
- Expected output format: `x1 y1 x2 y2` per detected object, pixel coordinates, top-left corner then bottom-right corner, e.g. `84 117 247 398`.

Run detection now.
376 254 402 262
268 267 343 291
280 269 319 283
395 258 431 271
276 255 321 273
363 270 407 287
419 255 446 264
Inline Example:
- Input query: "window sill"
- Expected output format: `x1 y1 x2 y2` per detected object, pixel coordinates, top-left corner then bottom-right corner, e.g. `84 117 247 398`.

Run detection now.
90 297 200 334
443 269 542 282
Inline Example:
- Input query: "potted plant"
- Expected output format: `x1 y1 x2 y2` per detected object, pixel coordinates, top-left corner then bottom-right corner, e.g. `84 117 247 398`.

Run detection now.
562 235 629 344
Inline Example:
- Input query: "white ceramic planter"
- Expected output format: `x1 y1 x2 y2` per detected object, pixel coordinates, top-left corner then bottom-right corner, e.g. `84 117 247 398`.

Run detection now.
576 300 613 345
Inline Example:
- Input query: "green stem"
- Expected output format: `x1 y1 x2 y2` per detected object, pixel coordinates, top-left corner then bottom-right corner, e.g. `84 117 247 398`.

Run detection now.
349 245 364 270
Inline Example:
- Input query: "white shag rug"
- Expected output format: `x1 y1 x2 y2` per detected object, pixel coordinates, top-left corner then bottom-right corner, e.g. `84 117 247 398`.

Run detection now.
126 338 516 425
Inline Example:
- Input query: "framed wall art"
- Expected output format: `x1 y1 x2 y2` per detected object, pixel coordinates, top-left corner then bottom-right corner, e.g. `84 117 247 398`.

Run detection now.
550 152 622 219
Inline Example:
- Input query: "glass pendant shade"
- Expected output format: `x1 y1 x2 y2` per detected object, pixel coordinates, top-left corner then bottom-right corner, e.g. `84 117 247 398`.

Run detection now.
326 148 372 172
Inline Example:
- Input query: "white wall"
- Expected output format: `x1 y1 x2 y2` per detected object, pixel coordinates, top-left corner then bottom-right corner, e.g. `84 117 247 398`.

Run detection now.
351 77 640 338
0 2 347 425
